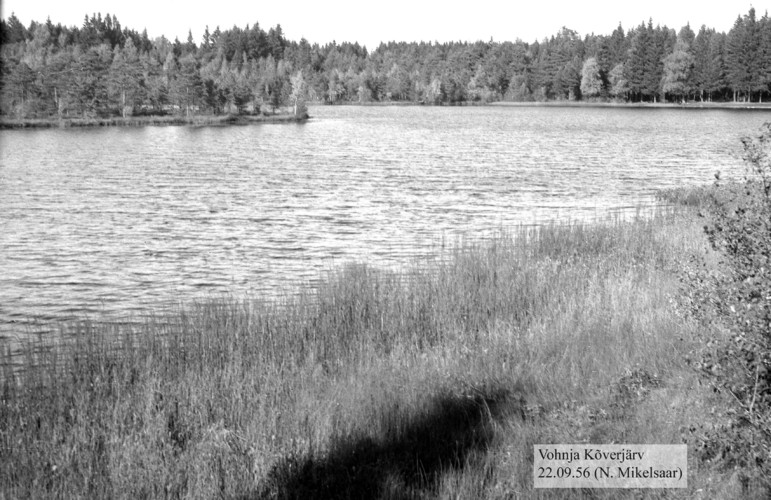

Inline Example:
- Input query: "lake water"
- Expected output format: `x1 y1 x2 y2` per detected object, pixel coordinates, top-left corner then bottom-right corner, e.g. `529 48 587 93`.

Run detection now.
1 105 769 339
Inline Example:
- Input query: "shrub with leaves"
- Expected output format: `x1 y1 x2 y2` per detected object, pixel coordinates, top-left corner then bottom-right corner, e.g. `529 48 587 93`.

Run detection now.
695 122 771 486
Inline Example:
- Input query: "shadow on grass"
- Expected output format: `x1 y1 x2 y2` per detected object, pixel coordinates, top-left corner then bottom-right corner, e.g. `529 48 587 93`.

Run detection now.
257 387 522 499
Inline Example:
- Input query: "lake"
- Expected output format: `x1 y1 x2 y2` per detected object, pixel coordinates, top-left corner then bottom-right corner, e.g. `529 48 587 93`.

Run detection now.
1 105 769 339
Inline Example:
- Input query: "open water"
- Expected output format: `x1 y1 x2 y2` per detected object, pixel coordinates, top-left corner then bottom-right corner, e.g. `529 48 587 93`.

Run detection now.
1 105 769 338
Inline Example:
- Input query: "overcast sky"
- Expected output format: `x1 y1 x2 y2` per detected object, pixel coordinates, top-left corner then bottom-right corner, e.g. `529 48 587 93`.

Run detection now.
1 1 764 49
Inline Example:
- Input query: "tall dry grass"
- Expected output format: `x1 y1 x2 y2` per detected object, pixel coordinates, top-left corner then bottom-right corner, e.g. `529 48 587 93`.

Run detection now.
0 209 745 498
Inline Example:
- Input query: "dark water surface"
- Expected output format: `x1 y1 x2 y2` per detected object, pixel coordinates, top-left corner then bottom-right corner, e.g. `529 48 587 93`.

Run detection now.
1 105 769 338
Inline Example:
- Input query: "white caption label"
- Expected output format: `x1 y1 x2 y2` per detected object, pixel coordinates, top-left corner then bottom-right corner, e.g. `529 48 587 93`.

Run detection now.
533 444 687 488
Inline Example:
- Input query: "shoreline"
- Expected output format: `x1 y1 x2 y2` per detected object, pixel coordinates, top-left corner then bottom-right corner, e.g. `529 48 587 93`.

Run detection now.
2 198 767 497
489 100 771 110
0 112 309 130
312 99 771 110
4 101 770 130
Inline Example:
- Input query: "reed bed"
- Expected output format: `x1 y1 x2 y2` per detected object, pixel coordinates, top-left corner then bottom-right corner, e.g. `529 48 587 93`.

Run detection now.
0 209 745 498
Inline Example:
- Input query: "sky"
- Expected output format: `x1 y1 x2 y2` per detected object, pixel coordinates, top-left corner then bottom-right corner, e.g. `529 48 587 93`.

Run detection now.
1 1 766 50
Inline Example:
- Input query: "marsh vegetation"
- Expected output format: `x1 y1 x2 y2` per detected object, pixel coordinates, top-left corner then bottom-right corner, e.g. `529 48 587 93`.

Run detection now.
4 202 767 498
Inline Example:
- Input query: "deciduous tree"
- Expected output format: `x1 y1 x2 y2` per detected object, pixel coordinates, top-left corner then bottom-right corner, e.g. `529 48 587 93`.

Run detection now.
580 57 603 98
609 63 629 99
289 70 308 117
661 39 694 102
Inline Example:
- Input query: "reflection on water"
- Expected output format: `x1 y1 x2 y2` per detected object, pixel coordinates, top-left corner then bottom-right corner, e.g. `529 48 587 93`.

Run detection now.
0 105 768 337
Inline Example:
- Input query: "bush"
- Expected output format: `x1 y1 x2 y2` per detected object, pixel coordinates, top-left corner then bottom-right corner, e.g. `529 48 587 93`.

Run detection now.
694 122 771 487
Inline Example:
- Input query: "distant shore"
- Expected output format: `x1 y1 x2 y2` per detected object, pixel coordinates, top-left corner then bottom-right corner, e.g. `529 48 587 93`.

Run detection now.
0 112 309 130
489 100 771 110
314 100 771 110
4 100 769 130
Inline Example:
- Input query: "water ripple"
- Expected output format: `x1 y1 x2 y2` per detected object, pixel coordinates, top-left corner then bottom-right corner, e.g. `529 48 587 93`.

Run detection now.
0 105 768 338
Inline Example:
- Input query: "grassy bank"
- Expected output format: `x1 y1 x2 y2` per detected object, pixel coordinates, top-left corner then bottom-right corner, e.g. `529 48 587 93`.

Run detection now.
0 112 309 129
0 208 765 498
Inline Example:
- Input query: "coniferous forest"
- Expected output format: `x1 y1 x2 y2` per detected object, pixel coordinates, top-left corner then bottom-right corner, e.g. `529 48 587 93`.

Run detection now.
1 7 770 120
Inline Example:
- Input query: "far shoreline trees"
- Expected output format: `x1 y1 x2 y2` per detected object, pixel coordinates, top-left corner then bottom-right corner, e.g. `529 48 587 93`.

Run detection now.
1 8 769 119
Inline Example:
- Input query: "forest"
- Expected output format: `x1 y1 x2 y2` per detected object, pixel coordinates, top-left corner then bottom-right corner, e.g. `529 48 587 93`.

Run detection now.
1 7 770 119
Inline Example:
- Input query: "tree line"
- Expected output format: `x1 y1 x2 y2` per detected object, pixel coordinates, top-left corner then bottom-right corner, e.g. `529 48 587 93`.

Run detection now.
1 8 770 119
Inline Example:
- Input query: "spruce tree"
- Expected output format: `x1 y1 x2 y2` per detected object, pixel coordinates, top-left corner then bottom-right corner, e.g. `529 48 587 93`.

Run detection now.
642 22 670 102
108 37 142 116
624 23 648 100
759 13 771 100
692 26 713 100
727 9 763 101
706 32 728 100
